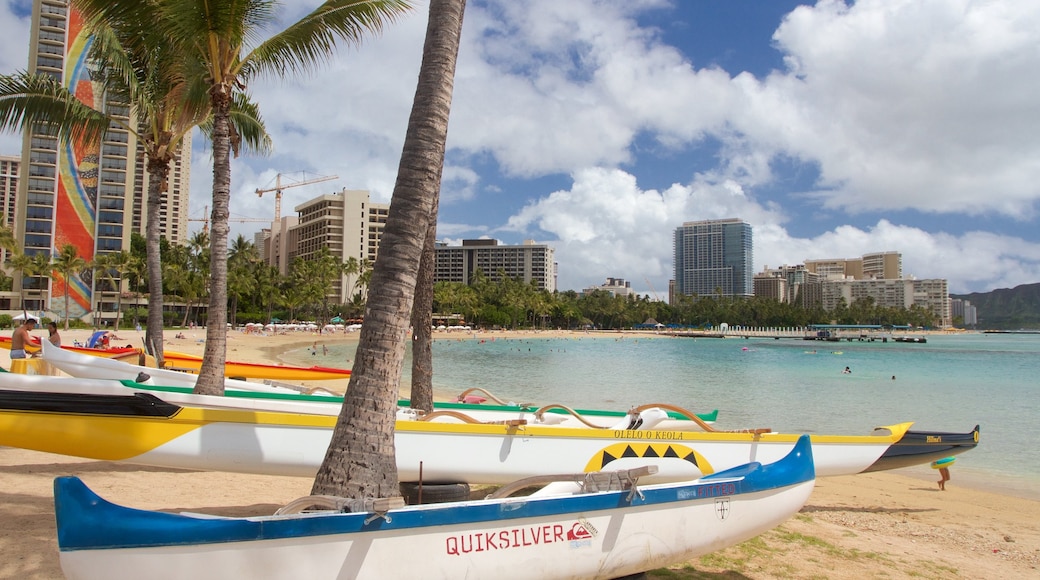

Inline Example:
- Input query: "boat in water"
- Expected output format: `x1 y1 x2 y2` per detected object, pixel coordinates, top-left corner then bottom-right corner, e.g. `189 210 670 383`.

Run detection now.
53 436 817 580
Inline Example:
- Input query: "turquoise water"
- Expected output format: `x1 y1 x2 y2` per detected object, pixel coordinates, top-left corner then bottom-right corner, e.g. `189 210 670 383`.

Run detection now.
287 333 1039 497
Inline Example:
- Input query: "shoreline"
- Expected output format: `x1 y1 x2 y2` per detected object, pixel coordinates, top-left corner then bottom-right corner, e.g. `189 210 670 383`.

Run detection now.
1 328 1038 578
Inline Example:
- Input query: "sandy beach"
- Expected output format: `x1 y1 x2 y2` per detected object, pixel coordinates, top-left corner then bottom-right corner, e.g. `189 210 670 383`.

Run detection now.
1 327 1038 579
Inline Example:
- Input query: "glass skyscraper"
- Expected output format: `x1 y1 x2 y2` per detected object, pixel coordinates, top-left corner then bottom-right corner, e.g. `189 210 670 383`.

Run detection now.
673 218 753 298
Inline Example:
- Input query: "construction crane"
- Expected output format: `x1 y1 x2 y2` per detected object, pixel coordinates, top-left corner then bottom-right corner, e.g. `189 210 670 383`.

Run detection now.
255 172 338 222
644 277 662 302
188 205 270 234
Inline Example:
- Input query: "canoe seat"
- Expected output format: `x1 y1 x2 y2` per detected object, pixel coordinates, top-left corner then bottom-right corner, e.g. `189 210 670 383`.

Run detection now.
486 465 659 500
275 494 405 515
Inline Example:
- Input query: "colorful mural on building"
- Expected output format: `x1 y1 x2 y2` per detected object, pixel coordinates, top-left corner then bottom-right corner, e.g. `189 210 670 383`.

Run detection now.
51 7 96 319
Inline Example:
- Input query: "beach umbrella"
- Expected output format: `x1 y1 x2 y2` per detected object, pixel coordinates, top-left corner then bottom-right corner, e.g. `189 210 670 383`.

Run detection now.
330 316 345 323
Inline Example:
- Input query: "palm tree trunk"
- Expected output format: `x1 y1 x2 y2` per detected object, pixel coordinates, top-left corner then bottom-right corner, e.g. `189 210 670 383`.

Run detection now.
145 159 168 366
194 93 232 396
312 0 467 498
409 214 439 413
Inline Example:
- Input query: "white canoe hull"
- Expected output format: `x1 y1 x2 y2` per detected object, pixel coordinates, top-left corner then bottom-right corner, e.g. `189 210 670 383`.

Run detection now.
56 437 816 580
0 379 927 483
40 339 297 393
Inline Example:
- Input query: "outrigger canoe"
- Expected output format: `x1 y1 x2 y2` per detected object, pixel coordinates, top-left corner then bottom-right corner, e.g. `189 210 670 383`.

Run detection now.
55 436 816 580
0 383 978 483
33 339 351 383
0 336 140 360
37 341 720 429
161 349 352 381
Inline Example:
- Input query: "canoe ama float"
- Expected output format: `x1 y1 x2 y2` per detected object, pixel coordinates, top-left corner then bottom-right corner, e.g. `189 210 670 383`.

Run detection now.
54 436 816 580
0 385 978 484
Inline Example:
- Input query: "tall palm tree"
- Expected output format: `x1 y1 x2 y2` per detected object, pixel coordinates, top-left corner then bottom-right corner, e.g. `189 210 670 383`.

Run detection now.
149 0 411 395
312 0 466 499
0 224 15 268
5 252 36 318
228 234 259 327
52 244 88 330
91 250 132 330
2 2 270 364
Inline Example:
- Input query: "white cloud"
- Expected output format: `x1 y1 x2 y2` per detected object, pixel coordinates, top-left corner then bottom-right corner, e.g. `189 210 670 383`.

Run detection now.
744 0 1040 217
0 1 30 156
508 169 1040 295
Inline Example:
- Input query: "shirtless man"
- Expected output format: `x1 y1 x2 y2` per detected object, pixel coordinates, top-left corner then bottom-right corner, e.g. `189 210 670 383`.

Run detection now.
10 317 37 359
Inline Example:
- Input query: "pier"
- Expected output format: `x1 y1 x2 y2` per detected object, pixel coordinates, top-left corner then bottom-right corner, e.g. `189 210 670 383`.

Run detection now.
664 325 928 343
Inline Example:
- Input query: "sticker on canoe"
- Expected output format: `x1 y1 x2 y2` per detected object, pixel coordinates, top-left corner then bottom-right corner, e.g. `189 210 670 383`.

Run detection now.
584 442 714 475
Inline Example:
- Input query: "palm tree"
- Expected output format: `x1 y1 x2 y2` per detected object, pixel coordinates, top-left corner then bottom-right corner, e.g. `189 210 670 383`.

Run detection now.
52 244 88 330
151 0 411 395
5 252 36 318
91 250 133 330
0 224 15 267
312 0 466 499
227 235 259 328
3 3 270 364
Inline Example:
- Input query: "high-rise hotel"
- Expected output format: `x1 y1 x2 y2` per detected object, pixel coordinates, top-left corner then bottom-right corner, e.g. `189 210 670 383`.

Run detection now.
12 0 191 319
673 218 753 300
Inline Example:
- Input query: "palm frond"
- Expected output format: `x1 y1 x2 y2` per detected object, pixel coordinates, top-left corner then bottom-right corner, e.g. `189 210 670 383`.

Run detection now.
0 71 114 144
245 0 414 81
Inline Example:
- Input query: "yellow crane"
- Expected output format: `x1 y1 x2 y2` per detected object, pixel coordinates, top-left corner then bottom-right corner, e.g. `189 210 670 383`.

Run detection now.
255 172 338 222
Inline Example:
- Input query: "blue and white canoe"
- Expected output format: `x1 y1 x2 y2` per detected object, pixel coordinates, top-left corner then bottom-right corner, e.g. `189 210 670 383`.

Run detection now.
54 435 816 580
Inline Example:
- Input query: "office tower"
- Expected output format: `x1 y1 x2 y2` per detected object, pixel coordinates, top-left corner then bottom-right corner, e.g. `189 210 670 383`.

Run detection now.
16 0 191 319
673 218 753 299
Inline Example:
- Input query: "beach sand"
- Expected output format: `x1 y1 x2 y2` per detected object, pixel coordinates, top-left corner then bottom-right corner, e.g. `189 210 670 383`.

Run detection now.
1 328 1038 579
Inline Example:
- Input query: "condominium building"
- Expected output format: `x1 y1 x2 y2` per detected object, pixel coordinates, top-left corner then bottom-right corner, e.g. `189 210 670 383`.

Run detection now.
950 298 977 327
755 264 822 307
805 251 901 281
13 0 190 319
283 189 388 304
673 218 753 299
583 277 635 298
434 239 557 292
820 278 950 326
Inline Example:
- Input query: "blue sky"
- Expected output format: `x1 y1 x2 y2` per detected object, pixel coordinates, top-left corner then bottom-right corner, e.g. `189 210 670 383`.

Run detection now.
2 0 1039 295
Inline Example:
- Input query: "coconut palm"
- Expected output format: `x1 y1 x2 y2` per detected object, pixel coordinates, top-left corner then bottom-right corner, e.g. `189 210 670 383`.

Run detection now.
91 250 133 330
2 2 270 364
4 252 36 318
311 0 466 499
131 0 411 395
52 244 88 330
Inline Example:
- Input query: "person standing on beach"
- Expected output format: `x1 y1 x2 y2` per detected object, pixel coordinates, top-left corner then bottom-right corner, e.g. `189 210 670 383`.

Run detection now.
47 322 61 347
938 466 951 490
10 317 37 359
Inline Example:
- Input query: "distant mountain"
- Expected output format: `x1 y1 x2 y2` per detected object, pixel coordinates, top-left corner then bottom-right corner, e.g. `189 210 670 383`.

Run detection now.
952 282 1040 330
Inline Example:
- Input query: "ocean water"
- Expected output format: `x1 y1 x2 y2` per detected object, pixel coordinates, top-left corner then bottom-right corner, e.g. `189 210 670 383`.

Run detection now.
287 332 1039 497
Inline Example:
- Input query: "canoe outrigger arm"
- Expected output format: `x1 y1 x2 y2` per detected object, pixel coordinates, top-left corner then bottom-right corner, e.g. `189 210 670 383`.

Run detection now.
275 495 407 524
487 465 659 501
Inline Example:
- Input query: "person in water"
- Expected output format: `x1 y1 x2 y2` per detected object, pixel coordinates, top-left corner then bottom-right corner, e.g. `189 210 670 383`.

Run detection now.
842 366 851 374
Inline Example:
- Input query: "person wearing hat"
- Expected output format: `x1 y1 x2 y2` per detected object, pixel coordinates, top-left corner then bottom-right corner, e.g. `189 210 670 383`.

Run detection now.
11 317 37 359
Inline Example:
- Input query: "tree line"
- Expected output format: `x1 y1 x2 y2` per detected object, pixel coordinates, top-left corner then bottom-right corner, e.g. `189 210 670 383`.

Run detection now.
2 221 939 332
434 272 939 330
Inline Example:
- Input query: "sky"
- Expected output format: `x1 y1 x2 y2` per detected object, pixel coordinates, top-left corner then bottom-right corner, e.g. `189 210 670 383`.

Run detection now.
2 0 1039 296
